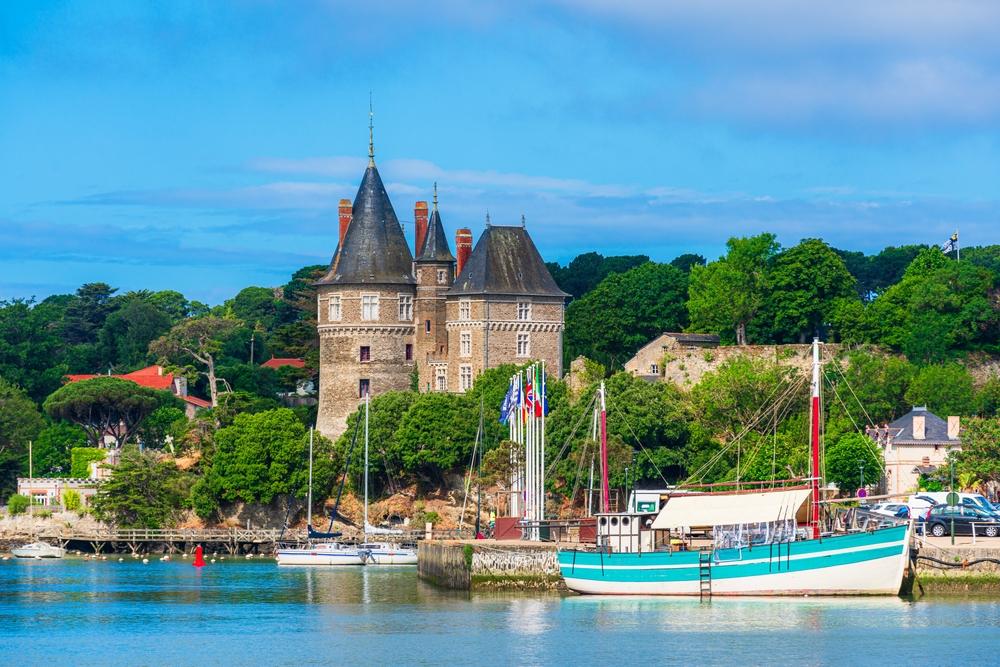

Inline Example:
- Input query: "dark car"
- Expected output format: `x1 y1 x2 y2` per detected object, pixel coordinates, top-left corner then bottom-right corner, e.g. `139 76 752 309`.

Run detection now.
925 505 1000 537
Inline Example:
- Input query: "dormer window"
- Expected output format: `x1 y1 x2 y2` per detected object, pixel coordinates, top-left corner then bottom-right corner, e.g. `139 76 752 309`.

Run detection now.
517 301 531 321
437 269 447 284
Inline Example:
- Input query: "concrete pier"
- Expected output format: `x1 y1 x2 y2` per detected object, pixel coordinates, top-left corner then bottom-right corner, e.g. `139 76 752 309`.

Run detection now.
418 540 563 590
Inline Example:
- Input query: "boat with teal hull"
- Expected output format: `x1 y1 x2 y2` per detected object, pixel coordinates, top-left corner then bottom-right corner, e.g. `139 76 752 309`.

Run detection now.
559 524 910 596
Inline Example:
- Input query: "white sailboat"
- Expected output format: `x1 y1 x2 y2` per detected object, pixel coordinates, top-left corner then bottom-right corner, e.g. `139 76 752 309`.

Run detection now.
359 392 418 566
12 542 65 559
276 426 364 566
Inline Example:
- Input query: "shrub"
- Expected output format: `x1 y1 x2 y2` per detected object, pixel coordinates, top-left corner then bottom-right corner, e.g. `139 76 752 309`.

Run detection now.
8 494 29 515
37 510 53 519
62 489 82 512
70 447 107 478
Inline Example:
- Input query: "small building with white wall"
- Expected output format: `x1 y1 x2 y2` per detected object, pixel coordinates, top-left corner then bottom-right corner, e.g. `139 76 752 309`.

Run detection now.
869 406 961 497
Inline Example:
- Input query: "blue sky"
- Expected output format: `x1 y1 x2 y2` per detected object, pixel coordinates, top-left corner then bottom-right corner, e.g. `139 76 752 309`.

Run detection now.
3 1 1000 303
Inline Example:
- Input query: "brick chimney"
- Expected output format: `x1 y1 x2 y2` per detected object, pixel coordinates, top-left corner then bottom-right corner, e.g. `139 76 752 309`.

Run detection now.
948 416 960 440
338 199 352 246
414 201 429 257
455 228 473 276
912 415 925 440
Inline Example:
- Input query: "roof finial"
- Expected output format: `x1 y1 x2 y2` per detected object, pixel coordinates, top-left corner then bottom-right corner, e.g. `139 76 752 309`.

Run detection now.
521 213 526 228
433 182 438 211
368 91 375 166
485 211 491 228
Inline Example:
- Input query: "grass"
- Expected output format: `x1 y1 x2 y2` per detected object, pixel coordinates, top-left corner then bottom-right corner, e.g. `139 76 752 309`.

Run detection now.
914 573 1000 596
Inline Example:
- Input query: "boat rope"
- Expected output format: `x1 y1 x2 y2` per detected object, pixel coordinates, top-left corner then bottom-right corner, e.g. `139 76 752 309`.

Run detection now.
916 554 1000 568
824 373 886 471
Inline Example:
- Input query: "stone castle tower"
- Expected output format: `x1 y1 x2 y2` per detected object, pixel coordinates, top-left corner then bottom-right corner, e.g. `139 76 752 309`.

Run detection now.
316 143 567 439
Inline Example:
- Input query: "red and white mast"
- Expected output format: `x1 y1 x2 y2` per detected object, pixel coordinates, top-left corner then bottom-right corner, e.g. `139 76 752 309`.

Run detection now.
810 337 822 539
599 381 610 513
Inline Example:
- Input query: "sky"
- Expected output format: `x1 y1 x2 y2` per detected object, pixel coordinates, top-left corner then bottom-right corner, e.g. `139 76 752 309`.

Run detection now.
2 1 1000 304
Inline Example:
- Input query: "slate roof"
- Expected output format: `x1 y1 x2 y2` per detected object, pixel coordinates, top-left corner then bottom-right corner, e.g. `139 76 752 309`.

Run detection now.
316 164 415 286
447 225 569 298
664 332 721 346
416 207 455 263
888 407 956 444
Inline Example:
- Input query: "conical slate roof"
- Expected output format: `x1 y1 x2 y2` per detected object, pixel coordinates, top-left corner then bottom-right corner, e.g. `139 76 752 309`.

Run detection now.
317 164 415 286
448 225 568 298
416 207 455 263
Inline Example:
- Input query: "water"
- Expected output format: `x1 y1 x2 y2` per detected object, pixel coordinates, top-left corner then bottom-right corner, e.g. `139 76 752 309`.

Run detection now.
1 558 998 666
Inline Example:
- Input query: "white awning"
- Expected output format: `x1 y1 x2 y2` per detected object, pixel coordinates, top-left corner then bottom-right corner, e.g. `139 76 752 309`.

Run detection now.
650 488 811 529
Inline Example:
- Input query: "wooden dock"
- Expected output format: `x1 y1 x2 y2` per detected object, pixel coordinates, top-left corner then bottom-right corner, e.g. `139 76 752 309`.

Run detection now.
34 527 301 555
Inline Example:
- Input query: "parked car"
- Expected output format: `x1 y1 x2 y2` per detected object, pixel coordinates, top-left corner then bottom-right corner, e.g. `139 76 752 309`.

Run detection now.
907 495 940 513
870 503 910 519
918 492 995 515
925 505 1000 537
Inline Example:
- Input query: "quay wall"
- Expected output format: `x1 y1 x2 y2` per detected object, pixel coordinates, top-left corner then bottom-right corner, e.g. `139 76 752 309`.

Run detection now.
914 544 1000 595
418 541 562 590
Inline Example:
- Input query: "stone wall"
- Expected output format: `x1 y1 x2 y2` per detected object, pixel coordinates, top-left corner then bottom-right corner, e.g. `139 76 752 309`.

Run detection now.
418 540 561 590
657 343 842 387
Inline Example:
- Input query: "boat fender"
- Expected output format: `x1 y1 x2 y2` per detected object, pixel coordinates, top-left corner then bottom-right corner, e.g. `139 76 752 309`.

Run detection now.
142 558 149 564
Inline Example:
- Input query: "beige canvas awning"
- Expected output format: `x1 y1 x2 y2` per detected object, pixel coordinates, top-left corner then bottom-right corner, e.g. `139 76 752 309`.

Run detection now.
650 488 811 529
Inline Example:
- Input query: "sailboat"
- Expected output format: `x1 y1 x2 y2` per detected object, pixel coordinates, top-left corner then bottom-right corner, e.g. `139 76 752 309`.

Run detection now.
557 339 912 596
358 392 418 566
276 426 364 566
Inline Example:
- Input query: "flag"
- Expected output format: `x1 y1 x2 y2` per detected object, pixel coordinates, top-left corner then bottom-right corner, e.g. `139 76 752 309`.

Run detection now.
941 232 958 253
499 380 518 424
536 365 548 416
523 374 535 419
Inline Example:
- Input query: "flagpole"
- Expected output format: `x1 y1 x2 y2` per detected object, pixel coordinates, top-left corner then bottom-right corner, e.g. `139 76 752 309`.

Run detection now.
539 361 546 539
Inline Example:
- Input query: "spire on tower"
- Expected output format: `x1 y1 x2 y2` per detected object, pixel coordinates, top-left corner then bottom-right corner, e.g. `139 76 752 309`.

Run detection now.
433 182 438 210
368 92 375 166
485 211 492 227
521 213 526 228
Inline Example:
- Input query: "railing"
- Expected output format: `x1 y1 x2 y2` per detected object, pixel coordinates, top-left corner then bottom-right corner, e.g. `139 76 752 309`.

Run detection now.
36 527 295 542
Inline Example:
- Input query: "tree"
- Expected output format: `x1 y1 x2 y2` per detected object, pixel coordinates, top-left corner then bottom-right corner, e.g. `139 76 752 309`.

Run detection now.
91 447 190 528
825 432 883 494
547 252 650 300
954 418 1000 485
336 390 417 495
135 406 188 451
32 422 88 477
0 377 45 500
762 239 857 343
565 262 688 370
392 393 478 482
43 377 175 447
198 408 336 509
62 282 118 344
7 493 28 515
0 299 68 402
149 317 240 407
904 364 976 417
976 376 1000 417
688 234 780 345
827 350 915 425
98 296 172 369
226 286 294 332
669 253 706 273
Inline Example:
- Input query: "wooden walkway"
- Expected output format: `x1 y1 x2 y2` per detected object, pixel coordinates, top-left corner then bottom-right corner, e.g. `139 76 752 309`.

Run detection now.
36 527 301 555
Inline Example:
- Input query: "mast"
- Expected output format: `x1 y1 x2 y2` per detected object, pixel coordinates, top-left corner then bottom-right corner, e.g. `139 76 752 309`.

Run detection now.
364 391 369 539
810 337 822 539
307 427 314 529
475 395 484 537
599 381 610 513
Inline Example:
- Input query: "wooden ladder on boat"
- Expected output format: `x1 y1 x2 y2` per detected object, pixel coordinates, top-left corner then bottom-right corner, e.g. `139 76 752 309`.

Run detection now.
698 551 712 601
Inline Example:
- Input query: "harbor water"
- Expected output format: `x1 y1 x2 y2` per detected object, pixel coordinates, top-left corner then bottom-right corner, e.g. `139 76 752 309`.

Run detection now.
2 558 998 666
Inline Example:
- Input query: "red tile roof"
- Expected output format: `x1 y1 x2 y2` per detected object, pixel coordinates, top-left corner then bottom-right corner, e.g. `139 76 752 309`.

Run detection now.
64 365 209 408
182 395 212 408
261 357 306 369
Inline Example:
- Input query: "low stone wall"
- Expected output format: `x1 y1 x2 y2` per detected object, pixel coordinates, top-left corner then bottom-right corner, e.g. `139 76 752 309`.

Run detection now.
418 540 562 590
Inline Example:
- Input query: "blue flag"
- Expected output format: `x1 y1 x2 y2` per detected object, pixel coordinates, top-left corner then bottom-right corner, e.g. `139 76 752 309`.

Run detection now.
499 380 519 424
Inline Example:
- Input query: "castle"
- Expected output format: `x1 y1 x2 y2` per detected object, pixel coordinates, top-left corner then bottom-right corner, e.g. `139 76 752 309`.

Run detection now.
315 140 567 438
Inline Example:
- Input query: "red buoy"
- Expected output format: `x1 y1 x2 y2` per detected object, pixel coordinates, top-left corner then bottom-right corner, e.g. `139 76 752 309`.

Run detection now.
193 544 205 567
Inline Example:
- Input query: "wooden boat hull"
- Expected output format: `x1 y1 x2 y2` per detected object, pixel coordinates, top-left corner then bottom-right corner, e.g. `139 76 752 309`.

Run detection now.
559 524 910 596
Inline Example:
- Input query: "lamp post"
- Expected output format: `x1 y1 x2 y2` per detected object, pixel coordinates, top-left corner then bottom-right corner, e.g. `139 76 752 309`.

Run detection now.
859 462 865 500
951 459 956 546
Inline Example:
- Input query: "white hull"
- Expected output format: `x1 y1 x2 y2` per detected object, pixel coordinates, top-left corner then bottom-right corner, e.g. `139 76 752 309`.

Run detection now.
12 542 64 559
360 542 418 565
276 544 364 566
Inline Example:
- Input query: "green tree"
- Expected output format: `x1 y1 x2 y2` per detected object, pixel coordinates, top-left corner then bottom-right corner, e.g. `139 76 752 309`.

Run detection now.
392 393 478 482
565 262 688 370
976 376 1000 417
827 350 915 425
213 391 282 427
954 418 1000 485
904 364 976 416
91 447 190 528
669 253 706 273
62 488 82 512
825 432 883 494
7 493 29 515
44 377 176 447
147 290 193 323
688 233 780 345
149 316 240 407
762 239 858 343
62 282 118 345
98 296 172 369
0 299 68 401
336 391 417 495
198 408 335 509
546 252 650 301
32 422 88 477
135 406 188 451
71 447 107 477
0 377 45 499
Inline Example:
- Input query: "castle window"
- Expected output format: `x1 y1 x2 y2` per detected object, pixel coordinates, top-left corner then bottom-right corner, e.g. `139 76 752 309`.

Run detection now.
459 299 471 321
361 295 379 321
460 332 471 357
405 343 413 362
359 379 370 398
516 333 530 357
437 269 447 284
425 319 431 334
435 367 448 391
398 294 413 321
360 346 371 363
650 363 658 375
459 365 473 392
328 296 341 321
517 301 531 321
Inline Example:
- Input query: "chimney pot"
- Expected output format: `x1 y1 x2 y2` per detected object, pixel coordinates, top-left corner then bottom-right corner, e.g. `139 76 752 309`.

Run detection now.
338 199 352 247
455 228 473 277
415 201 429 257
948 416 960 440
912 415 925 440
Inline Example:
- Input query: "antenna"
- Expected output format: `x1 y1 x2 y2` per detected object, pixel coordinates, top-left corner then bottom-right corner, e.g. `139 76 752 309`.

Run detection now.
433 182 438 210
485 211 491 227
521 213 526 228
